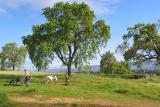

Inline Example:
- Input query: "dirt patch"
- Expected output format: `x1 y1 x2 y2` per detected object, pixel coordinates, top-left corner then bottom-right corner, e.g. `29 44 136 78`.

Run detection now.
9 95 160 107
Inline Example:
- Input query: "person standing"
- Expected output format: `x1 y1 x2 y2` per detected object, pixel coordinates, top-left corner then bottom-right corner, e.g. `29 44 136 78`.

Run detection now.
24 69 30 86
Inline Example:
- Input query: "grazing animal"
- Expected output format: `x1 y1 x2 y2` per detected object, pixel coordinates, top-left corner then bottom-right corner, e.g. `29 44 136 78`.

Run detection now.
9 77 21 85
45 75 57 84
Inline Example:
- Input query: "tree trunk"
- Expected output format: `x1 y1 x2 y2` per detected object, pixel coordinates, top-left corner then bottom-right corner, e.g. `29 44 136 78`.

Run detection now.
64 63 72 85
67 63 72 77
12 65 15 71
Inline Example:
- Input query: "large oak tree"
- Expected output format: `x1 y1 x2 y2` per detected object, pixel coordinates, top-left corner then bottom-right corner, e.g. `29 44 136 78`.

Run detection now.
22 2 110 76
117 23 160 67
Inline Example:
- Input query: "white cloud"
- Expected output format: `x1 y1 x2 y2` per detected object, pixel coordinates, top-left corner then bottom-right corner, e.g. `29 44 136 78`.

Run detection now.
0 0 119 15
0 0 54 9
0 8 8 16
86 0 111 14
55 0 119 14
0 7 13 17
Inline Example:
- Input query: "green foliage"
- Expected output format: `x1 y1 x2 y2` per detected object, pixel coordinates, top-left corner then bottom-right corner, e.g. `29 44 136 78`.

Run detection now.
100 51 117 74
155 71 160 76
116 22 160 67
0 43 27 70
118 61 132 74
22 2 110 75
100 51 132 74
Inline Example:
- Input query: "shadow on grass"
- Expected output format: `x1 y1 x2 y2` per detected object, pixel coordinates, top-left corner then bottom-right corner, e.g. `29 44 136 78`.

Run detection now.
3 84 22 86
13 103 124 107
0 74 22 79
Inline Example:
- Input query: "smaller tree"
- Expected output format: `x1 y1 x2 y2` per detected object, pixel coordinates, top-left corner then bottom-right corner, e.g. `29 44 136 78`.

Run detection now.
100 51 132 74
0 43 27 71
100 51 117 74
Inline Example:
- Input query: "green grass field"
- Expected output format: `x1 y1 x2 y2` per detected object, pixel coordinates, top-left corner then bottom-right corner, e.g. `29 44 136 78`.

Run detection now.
0 71 160 107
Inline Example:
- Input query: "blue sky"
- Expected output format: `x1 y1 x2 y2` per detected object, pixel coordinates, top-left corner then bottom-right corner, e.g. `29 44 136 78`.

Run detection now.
0 0 160 69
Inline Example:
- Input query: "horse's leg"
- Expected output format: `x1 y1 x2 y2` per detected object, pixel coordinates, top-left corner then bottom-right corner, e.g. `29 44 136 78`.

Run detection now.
50 79 52 84
45 79 49 84
46 80 49 84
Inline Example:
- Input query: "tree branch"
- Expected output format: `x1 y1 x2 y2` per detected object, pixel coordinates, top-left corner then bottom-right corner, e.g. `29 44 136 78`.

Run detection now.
71 42 77 60
55 51 67 65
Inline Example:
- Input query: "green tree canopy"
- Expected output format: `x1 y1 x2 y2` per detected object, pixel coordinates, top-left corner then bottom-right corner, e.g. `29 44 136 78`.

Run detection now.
100 51 131 74
116 23 160 67
22 2 110 76
100 51 117 74
0 43 27 71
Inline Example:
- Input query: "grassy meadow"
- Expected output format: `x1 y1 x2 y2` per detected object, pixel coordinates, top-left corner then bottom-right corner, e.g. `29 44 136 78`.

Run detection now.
0 71 160 107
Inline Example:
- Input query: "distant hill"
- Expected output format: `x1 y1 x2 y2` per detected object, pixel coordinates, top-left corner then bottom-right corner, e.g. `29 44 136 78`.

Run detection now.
131 60 160 71
47 65 100 72
28 61 159 72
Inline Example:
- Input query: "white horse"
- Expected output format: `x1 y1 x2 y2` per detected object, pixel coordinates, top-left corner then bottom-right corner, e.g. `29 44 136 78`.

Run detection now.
45 75 57 84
